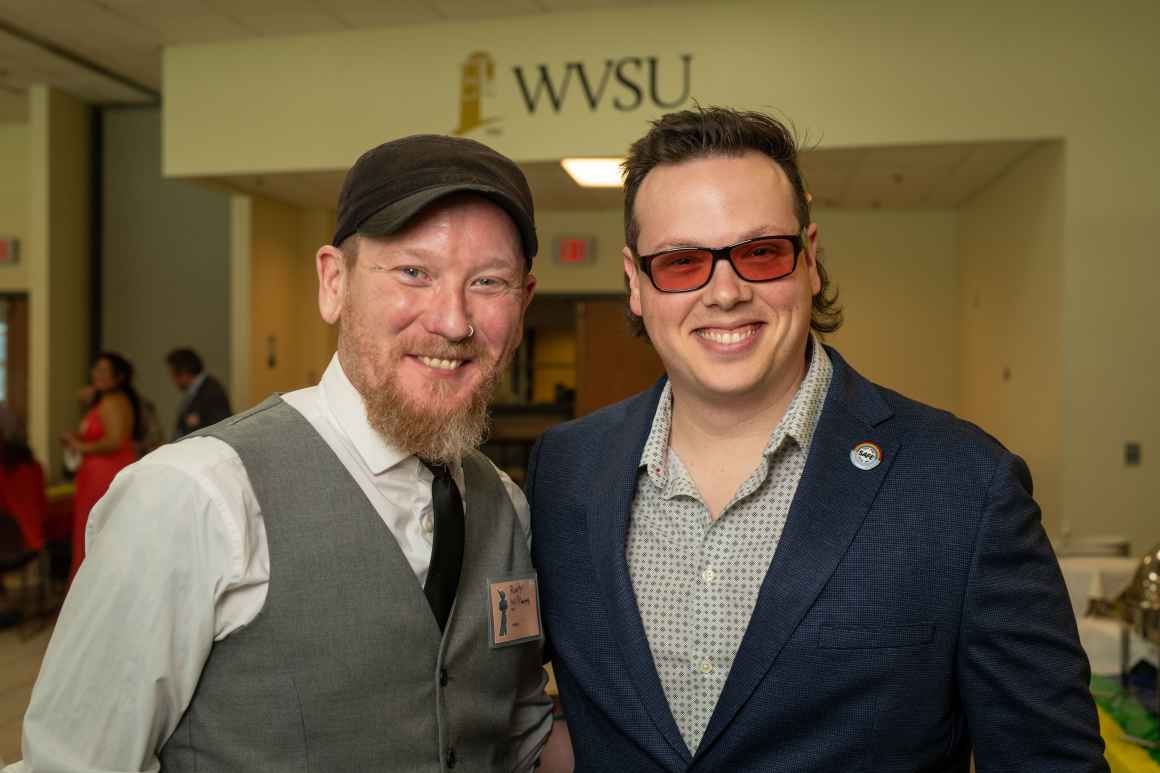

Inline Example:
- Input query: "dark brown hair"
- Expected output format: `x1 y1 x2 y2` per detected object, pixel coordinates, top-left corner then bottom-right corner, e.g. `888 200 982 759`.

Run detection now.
622 106 842 335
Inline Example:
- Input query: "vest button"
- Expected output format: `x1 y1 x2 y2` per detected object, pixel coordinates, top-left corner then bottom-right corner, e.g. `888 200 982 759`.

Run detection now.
446 748 457 768
440 668 449 687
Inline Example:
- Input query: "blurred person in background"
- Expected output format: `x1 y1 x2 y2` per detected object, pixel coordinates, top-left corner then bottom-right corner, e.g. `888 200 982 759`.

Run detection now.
0 405 46 554
60 351 141 578
0 406 47 627
166 347 232 438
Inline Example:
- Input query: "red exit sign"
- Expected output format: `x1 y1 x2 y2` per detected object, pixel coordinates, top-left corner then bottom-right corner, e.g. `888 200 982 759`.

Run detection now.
555 236 596 265
0 237 18 264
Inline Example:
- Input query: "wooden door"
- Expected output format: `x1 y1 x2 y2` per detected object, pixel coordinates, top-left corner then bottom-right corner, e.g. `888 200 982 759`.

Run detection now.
574 298 665 417
1 295 29 426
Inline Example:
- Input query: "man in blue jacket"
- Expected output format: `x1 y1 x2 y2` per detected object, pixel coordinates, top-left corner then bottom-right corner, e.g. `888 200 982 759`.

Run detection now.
527 107 1106 772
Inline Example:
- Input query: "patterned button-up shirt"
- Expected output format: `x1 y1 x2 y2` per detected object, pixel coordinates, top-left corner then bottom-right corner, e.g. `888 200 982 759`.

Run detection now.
625 336 833 753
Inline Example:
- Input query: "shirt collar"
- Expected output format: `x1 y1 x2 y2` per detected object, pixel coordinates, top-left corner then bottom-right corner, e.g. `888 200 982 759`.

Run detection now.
638 334 833 484
185 371 207 397
768 334 832 458
639 381 675 487
318 354 411 476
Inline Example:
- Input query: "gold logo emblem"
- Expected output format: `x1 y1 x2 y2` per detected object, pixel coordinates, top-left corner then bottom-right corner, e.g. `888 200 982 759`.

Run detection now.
453 51 500 135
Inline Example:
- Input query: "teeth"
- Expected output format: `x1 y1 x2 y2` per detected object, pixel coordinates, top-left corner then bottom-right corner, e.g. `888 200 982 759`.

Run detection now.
418 356 464 370
698 327 756 344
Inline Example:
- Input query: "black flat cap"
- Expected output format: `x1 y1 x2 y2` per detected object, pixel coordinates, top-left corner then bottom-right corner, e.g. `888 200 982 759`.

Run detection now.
331 134 537 265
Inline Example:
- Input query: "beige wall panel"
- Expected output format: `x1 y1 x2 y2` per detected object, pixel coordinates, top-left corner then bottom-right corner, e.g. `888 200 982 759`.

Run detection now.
0 124 29 291
249 195 303 405
959 143 1064 537
27 87 91 476
297 208 338 385
248 197 337 405
1063 130 1160 554
229 195 252 412
820 209 960 414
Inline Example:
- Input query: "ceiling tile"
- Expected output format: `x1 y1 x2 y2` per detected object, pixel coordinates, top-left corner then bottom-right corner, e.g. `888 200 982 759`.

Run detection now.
927 140 1039 206
227 11 347 37
326 6 441 28
430 0 543 21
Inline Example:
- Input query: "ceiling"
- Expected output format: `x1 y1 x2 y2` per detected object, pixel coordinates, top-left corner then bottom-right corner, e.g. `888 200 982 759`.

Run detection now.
212 139 1044 212
0 0 693 121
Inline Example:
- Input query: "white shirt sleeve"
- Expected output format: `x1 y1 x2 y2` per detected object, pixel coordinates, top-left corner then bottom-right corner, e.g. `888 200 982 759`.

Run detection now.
491 466 552 771
9 440 261 773
495 467 532 551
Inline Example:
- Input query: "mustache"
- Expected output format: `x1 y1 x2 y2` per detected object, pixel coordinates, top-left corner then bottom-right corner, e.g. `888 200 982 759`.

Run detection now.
402 337 483 360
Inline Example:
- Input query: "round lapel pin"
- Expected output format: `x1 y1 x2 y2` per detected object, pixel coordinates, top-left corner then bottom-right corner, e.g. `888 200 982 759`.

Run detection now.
850 441 882 471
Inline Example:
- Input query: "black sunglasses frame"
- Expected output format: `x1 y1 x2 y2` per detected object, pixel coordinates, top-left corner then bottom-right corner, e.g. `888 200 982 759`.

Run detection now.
637 233 806 293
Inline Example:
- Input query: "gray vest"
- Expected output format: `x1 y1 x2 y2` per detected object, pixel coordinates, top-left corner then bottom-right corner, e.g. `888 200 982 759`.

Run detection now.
160 397 543 772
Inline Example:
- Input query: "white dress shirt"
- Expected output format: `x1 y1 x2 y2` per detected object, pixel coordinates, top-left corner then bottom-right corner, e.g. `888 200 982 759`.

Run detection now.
9 355 550 773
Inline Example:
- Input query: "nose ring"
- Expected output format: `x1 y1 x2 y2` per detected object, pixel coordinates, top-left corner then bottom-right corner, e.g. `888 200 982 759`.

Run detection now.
465 324 475 339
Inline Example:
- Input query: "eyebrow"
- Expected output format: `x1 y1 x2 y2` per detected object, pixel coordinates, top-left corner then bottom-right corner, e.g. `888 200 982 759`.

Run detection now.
371 249 522 273
645 225 798 253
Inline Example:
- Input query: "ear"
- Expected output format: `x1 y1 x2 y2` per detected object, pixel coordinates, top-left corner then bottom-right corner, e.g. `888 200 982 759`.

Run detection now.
802 222 821 296
622 246 643 317
317 244 348 325
520 271 537 315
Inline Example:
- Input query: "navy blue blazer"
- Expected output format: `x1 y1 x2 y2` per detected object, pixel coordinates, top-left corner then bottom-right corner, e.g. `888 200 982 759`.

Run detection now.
528 348 1106 772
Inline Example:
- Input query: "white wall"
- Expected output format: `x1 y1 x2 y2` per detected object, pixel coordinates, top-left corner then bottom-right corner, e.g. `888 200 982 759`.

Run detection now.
101 107 232 439
0 124 29 291
821 209 960 414
959 143 1065 535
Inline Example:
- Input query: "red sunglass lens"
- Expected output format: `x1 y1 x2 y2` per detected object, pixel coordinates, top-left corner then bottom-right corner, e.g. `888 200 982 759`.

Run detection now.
650 250 712 291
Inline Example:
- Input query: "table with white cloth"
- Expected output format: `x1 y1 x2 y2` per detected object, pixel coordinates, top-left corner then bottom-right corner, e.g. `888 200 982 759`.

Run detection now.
1058 555 1158 675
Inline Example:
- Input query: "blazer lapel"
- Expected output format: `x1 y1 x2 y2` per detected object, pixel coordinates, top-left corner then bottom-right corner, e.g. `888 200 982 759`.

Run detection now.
588 378 693 767
697 350 900 758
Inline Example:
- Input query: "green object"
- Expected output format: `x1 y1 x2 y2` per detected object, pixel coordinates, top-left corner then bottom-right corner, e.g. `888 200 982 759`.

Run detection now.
1092 675 1160 764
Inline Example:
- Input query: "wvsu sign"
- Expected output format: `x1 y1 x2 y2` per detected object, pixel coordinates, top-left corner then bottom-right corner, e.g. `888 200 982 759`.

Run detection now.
453 51 693 136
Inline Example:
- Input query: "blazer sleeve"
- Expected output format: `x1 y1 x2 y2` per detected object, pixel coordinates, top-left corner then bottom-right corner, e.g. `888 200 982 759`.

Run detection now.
957 451 1108 772
524 436 557 668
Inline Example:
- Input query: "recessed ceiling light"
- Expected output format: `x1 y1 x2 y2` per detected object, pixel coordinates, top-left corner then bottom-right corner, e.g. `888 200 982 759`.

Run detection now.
561 158 625 188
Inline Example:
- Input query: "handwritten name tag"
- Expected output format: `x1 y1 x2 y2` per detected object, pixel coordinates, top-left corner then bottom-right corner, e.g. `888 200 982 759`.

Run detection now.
487 574 543 648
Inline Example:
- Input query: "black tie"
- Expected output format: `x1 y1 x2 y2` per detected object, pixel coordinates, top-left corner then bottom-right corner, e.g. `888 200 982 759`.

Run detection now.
421 460 465 632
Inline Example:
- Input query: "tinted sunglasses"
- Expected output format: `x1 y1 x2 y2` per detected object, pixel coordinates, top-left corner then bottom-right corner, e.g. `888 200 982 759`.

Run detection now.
637 233 805 293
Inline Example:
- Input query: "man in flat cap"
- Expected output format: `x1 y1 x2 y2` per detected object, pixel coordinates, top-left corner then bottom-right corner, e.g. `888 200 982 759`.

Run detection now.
13 136 553 772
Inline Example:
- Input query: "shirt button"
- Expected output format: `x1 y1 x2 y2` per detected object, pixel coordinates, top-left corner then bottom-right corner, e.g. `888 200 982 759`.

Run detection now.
699 657 714 675
701 566 717 584
422 513 434 534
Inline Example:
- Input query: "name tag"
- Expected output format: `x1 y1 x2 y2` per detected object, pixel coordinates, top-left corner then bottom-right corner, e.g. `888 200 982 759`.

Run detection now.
486 573 543 648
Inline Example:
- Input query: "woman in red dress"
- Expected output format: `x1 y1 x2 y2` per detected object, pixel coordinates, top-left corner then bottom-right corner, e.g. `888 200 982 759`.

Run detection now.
60 352 141 579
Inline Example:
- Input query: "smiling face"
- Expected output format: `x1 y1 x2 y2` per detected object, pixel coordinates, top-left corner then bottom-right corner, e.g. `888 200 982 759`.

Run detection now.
317 194 535 461
623 152 820 413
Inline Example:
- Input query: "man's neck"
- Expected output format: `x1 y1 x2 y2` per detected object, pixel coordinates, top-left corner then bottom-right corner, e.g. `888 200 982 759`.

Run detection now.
666 344 810 520
669 346 810 452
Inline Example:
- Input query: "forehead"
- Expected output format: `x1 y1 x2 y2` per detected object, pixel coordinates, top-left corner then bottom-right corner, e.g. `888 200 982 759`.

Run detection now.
362 194 523 267
633 152 798 250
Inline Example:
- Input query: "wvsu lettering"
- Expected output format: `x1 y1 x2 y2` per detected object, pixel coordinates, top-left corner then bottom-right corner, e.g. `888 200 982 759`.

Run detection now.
512 54 693 114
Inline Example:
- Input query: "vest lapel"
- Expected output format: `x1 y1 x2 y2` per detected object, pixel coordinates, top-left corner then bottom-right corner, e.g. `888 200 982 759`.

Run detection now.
588 379 692 767
696 351 899 760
